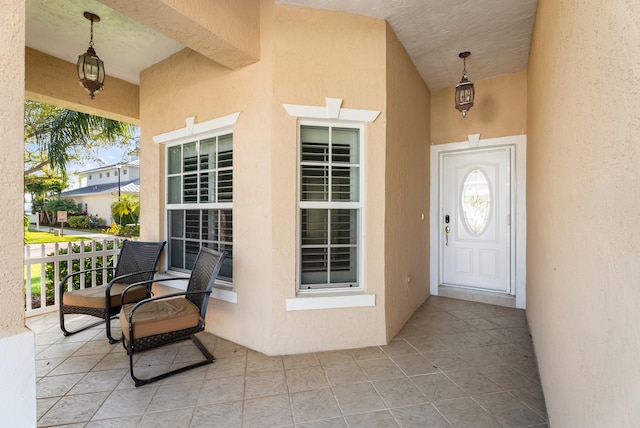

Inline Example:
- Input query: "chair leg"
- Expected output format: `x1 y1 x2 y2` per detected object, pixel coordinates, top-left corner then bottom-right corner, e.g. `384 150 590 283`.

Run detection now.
129 335 215 387
59 310 105 336
106 314 122 344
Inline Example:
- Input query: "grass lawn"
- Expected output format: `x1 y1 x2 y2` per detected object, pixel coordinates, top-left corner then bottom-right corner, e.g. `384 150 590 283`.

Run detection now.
25 230 91 245
24 263 44 296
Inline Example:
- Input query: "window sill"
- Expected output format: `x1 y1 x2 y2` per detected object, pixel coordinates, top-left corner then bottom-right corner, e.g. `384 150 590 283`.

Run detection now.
156 271 237 304
285 293 375 311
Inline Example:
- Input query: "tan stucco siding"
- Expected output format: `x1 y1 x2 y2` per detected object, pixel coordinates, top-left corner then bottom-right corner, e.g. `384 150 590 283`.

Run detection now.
1 0 27 336
140 2 392 354
383 23 431 341
25 48 139 123
430 70 527 145
269 5 388 354
527 0 640 426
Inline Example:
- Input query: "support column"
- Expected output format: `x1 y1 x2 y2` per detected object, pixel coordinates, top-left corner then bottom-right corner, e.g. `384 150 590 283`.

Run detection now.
0 0 36 425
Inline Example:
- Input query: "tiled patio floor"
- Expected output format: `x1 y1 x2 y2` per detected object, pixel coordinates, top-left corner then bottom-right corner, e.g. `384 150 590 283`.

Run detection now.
29 296 548 427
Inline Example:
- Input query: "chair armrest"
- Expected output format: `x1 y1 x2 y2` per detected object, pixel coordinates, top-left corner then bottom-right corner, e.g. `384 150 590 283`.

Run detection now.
120 277 187 306
59 267 116 296
106 270 159 294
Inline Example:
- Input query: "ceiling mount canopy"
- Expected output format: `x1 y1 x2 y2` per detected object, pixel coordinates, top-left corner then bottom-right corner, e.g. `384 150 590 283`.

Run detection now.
454 51 475 118
77 11 105 99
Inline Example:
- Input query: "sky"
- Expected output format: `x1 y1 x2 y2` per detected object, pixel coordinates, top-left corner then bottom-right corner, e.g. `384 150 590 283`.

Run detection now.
66 145 132 189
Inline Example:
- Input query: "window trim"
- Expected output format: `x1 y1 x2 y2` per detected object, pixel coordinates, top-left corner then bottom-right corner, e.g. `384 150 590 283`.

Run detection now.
283 98 379 310
153 113 239 302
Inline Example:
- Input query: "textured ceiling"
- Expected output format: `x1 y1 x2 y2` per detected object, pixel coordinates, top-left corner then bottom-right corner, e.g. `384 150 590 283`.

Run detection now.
276 0 538 89
25 0 537 89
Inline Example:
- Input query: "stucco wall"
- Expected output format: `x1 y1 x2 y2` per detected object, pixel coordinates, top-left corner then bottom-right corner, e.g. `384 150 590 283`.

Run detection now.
0 0 37 425
431 70 527 145
140 2 390 354
383 23 431 340
527 0 640 425
1 0 27 337
25 47 139 123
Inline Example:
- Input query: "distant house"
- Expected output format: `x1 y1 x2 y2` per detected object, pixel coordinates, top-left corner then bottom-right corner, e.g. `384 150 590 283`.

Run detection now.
61 160 139 225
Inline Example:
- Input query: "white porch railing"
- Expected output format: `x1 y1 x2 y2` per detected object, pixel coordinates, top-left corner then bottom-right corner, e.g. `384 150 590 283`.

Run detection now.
24 238 125 317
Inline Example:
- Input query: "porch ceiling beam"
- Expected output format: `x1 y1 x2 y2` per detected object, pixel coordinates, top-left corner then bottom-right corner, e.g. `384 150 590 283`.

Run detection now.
25 48 140 124
98 0 260 70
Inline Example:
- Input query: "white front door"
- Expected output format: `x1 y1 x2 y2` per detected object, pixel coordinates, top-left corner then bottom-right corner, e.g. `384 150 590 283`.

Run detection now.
441 147 512 293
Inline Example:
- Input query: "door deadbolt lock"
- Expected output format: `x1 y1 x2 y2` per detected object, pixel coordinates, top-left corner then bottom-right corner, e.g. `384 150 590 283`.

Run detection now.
445 215 450 224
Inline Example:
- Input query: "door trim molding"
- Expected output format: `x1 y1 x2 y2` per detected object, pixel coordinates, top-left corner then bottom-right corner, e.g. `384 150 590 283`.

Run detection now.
430 134 527 308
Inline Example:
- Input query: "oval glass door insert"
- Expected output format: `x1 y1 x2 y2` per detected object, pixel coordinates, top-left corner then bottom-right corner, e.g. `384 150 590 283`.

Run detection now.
461 169 491 234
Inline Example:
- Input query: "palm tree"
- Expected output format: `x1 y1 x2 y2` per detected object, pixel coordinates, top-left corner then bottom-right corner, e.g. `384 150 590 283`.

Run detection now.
111 194 140 226
24 100 135 179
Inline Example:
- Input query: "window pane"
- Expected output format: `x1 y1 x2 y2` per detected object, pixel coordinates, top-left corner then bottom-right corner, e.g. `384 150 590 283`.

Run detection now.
301 165 328 201
170 210 184 238
219 244 233 280
332 127 359 164
200 172 215 203
218 170 233 202
183 174 198 203
200 138 215 170
332 166 359 201
170 239 184 269
183 142 197 172
218 134 233 168
168 176 181 204
168 145 182 174
185 241 200 270
330 247 357 283
331 209 357 245
300 247 328 285
301 126 329 162
201 209 217 241
185 210 200 240
301 209 328 246
220 209 233 245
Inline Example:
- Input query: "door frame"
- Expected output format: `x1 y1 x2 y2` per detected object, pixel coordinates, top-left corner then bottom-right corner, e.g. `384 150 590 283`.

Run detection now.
430 134 527 308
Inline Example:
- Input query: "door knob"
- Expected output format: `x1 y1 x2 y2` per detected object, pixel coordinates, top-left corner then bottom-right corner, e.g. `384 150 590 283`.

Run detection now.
445 226 450 246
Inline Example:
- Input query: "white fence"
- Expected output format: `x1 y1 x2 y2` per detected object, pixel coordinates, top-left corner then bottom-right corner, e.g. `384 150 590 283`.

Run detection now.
24 238 125 317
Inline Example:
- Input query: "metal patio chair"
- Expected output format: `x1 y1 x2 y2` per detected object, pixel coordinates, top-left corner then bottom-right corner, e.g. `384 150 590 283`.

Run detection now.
120 247 226 387
59 240 166 343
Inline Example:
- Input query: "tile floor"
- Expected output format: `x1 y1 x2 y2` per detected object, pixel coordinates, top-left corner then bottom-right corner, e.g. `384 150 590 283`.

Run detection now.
29 296 548 427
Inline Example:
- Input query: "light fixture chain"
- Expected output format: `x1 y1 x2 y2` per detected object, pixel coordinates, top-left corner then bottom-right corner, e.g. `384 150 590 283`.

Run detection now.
89 19 94 47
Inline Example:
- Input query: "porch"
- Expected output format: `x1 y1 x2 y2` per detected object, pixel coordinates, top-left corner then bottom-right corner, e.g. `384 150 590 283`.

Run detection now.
31 296 548 427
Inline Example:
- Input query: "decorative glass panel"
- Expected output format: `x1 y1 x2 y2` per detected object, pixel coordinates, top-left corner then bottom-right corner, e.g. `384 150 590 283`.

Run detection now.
461 169 491 234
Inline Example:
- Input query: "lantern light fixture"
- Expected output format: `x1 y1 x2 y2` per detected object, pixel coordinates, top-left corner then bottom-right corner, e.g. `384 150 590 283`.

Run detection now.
77 12 105 99
454 51 474 118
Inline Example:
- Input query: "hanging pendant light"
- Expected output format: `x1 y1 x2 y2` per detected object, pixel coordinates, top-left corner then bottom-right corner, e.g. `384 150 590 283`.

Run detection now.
77 12 105 99
454 51 474 118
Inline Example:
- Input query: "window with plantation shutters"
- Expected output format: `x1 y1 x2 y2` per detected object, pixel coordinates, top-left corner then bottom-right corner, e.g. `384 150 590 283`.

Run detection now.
166 134 233 281
298 124 361 291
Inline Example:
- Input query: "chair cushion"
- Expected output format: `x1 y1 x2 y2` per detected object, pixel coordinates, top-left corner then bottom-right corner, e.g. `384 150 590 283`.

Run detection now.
120 298 201 340
63 283 148 309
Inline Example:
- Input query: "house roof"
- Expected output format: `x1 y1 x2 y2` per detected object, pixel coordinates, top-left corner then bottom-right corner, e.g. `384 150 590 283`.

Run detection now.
61 179 139 197
80 159 140 175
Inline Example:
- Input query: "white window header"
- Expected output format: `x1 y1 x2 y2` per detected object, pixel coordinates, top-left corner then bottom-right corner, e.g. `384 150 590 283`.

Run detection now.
283 98 380 123
152 112 240 146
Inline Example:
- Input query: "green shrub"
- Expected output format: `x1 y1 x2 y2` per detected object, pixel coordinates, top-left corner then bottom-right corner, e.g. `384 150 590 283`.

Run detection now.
68 215 90 228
